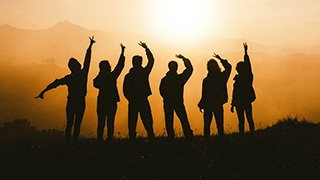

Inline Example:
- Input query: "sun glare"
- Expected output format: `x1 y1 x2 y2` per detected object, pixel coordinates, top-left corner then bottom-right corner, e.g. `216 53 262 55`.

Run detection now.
150 0 218 44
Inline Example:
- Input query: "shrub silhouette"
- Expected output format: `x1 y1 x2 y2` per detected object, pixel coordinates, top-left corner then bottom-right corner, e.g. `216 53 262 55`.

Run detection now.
0 119 64 142
0 119 37 141
272 115 315 129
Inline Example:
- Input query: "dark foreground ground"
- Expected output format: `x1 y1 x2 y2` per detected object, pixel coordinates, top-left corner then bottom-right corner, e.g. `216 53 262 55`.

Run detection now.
0 117 319 180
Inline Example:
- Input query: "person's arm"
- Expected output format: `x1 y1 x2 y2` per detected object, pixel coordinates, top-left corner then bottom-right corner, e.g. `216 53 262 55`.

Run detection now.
176 54 193 84
243 42 253 74
198 80 205 113
112 43 126 78
123 75 132 101
83 36 96 75
159 78 165 98
35 77 67 99
213 53 232 80
139 41 154 75
230 80 236 113
93 75 101 89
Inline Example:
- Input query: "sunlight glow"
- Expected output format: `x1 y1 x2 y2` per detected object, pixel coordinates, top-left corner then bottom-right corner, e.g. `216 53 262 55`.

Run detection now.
150 0 218 44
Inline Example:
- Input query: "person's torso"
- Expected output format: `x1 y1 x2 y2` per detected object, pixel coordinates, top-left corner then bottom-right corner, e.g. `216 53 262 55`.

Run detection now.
124 68 151 100
202 72 228 105
96 73 120 102
65 70 88 99
161 73 185 103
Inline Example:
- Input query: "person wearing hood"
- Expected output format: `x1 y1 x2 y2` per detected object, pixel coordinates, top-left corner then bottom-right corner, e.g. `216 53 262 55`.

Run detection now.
35 36 95 145
123 41 155 139
159 54 194 138
198 54 231 137
231 42 256 134
94 44 125 141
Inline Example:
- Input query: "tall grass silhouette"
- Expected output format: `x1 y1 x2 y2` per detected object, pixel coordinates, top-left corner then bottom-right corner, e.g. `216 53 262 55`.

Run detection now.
0 116 319 179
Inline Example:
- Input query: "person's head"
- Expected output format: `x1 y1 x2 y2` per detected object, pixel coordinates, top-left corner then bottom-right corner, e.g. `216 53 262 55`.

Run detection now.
207 59 221 73
99 60 111 73
168 61 178 72
68 58 81 73
132 55 142 67
236 61 245 74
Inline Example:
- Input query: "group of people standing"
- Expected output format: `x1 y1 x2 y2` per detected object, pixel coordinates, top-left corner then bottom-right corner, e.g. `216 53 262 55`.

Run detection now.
35 37 256 144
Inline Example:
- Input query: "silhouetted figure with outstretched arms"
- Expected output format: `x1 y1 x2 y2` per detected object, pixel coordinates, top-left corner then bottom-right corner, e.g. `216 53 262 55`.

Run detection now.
198 54 232 137
159 54 194 138
123 41 155 139
94 44 125 141
35 36 95 145
231 42 256 134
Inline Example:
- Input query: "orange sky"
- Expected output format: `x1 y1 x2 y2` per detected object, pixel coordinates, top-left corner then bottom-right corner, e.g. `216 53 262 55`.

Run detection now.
1 0 320 48
1 0 320 137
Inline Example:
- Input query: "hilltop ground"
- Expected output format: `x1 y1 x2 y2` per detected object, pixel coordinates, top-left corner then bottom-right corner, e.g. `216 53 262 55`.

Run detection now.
0 117 319 180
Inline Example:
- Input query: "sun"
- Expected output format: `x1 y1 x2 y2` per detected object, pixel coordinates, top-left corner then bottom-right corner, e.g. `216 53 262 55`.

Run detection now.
150 0 217 43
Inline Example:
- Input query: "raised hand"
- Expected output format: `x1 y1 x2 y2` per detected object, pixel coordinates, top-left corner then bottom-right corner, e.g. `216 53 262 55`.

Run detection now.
35 92 44 99
138 41 148 49
213 53 222 60
120 43 126 51
175 54 187 60
243 42 248 52
89 36 96 45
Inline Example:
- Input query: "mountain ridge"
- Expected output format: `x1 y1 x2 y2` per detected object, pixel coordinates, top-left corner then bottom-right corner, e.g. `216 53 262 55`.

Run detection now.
1 21 318 55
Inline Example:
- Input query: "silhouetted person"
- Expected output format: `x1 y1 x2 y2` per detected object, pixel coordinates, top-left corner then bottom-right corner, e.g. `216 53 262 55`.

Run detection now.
159 54 194 138
198 54 232 137
94 44 125 141
35 36 95 145
123 41 155 139
231 42 256 134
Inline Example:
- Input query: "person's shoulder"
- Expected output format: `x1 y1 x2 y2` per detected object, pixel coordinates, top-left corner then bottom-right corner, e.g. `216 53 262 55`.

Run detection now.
161 75 169 81
94 73 102 80
63 74 72 79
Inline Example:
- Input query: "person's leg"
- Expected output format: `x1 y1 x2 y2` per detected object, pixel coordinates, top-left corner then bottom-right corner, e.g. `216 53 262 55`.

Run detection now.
128 101 139 139
244 103 255 133
213 105 224 136
106 103 117 139
164 102 174 138
66 100 75 145
140 99 155 138
97 111 107 142
203 109 213 137
235 105 245 134
175 103 193 138
73 99 85 144
97 98 107 142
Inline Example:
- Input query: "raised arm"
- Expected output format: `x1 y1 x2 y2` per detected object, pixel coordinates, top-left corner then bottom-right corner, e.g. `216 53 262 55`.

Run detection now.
112 43 126 78
139 41 154 75
176 54 193 84
35 77 67 99
83 36 95 74
213 53 232 79
243 42 252 74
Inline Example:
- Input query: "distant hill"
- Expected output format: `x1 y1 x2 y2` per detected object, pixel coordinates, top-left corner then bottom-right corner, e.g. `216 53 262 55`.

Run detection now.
1 21 316 67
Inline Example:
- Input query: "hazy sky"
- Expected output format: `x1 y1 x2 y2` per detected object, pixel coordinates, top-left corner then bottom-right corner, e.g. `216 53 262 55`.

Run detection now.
1 0 320 47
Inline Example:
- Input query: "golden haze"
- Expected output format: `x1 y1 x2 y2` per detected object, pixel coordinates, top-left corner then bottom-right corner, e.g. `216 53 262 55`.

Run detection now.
0 21 320 137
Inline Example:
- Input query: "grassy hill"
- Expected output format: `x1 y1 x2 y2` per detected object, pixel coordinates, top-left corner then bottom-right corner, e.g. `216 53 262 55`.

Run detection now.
0 117 319 179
